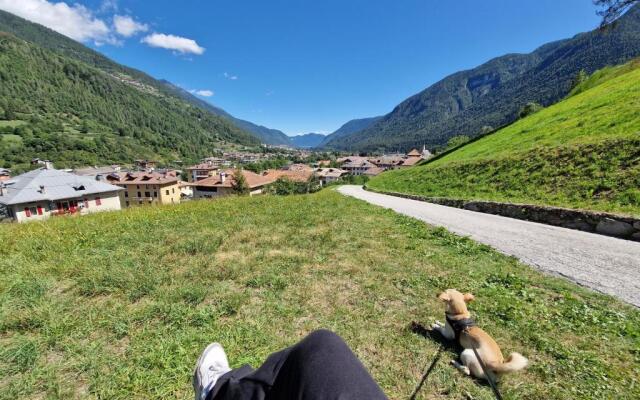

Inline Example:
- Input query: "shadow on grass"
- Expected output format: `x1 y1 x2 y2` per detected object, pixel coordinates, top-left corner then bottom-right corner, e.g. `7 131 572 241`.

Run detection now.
409 321 499 397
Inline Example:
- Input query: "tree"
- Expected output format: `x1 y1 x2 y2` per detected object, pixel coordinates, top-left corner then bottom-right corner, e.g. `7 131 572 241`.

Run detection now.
80 120 90 133
446 135 470 150
571 69 589 90
518 102 543 119
231 169 250 195
594 0 639 28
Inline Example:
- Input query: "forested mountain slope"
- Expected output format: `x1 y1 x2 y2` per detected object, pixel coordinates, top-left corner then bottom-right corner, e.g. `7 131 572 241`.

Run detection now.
325 5 640 152
161 80 292 146
319 116 381 147
367 59 640 216
0 31 259 171
289 133 326 148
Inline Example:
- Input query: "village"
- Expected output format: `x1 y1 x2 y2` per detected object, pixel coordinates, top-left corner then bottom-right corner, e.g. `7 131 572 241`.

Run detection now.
0 147 432 223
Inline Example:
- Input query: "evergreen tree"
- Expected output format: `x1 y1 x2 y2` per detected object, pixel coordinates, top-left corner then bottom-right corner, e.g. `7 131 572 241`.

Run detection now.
231 169 250 195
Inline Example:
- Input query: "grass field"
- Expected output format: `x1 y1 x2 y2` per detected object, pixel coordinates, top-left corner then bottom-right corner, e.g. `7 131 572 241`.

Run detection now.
368 61 640 216
1 190 638 399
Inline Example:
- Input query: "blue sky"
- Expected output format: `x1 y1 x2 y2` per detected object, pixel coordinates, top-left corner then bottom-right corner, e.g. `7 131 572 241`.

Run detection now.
2 1 602 135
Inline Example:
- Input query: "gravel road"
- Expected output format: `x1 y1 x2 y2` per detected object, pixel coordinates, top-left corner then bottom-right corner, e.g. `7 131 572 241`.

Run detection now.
338 185 640 307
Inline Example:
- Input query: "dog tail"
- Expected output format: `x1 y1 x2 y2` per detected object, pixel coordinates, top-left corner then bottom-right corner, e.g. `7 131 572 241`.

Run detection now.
489 352 528 373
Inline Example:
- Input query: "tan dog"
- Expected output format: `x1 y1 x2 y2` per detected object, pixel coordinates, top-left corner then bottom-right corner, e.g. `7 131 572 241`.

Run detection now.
431 289 528 381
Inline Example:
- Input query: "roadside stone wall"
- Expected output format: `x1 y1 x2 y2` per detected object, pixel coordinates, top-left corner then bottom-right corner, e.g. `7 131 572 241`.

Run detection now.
365 187 640 242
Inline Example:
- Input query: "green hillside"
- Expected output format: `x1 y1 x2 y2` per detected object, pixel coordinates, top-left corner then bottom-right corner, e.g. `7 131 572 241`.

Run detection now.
1 190 638 399
0 11 260 171
368 60 640 216
324 4 640 153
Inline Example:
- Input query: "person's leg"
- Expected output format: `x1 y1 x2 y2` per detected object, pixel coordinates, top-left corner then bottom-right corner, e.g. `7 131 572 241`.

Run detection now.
204 329 387 400
267 329 388 400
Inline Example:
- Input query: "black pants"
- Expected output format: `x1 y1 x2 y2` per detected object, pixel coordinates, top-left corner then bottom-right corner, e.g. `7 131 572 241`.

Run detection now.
207 330 388 400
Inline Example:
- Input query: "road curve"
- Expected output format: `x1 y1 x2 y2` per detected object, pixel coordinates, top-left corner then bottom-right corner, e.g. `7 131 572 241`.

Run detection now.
338 185 640 307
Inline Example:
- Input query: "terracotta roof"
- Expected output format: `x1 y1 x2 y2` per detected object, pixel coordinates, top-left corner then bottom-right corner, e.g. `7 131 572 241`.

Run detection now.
107 170 179 185
407 149 421 157
399 157 422 166
265 169 313 182
363 167 384 176
314 168 347 178
369 155 404 166
337 156 368 163
194 169 275 189
342 159 375 168
186 162 220 171
282 163 314 172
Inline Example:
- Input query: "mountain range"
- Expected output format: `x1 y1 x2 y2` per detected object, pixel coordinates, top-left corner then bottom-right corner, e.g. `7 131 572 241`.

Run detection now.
323 4 640 152
289 133 327 148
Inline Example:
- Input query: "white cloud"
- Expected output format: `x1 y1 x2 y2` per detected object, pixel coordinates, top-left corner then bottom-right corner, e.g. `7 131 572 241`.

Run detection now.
113 15 148 37
0 0 114 44
223 72 238 80
189 89 214 97
99 0 118 13
141 33 205 55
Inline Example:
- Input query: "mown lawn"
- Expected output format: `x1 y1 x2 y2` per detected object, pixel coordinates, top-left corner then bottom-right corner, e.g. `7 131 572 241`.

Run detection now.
368 62 640 216
1 190 639 399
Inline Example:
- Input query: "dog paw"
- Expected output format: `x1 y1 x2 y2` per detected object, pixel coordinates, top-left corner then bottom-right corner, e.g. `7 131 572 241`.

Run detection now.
450 360 471 376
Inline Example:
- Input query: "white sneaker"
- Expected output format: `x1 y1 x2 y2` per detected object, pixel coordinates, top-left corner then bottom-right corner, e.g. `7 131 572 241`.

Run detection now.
193 343 232 400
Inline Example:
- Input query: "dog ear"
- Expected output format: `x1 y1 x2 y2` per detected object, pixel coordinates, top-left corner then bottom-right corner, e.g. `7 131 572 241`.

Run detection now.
438 292 450 302
463 293 475 303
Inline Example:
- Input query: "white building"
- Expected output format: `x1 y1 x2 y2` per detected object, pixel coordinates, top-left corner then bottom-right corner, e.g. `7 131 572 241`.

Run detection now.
0 168 123 223
314 168 348 185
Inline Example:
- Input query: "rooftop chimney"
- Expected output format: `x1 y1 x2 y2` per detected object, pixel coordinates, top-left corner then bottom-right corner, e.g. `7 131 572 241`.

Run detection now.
44 160 53 170
219 171 226 183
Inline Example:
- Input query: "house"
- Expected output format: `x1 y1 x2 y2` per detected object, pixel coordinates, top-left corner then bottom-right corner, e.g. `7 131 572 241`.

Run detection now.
341 158 378 176
264 168 314 183
369 155 405 169
0 168 11 182
107 171 181 207
362 166 384 176
314 168 348 185
73 165 122 181
395 148 425 168
179 181 193 199
185 160 222 182
192 169 275 199
406 148 422 158
0 168 122 223
134 159 157 171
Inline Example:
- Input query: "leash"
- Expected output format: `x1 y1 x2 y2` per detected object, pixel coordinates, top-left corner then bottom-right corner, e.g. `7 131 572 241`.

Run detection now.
468 333 503 400
409 344 444 400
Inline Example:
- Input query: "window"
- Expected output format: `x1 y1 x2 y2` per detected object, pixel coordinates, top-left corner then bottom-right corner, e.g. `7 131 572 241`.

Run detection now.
145 191 151 198
24 207 31 217
137 192 141 198
172 188 175 194
165 190 169 196
124 191 128 198
95 197 102 206
126 201 129 207
37 206 43 215
153 191 157 197
136 185 140 189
